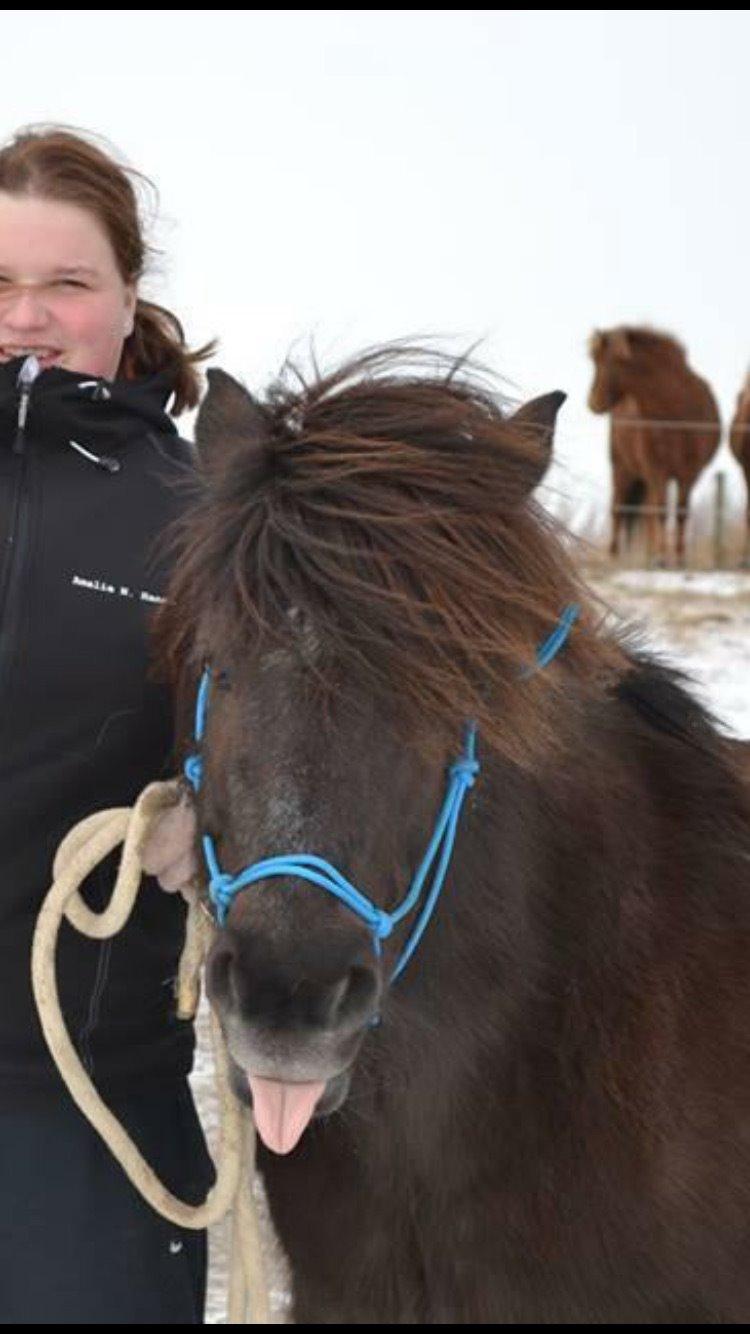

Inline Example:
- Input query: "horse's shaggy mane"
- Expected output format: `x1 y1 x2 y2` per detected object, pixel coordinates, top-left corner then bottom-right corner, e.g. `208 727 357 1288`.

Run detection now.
590 326 687 365
157 345 625 762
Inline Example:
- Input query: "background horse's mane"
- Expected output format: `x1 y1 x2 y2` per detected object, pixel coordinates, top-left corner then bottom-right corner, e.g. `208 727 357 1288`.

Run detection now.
591 325 688 366
158 344 624 761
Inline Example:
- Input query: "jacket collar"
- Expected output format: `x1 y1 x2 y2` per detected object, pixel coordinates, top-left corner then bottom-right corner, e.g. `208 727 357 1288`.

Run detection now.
0 357 178 456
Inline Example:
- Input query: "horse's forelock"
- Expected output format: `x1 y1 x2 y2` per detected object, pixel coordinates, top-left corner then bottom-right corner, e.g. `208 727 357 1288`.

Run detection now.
594 326 687 367
161 346 623 763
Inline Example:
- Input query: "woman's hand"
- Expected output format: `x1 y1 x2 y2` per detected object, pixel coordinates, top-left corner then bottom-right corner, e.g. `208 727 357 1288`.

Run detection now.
141 789 199 894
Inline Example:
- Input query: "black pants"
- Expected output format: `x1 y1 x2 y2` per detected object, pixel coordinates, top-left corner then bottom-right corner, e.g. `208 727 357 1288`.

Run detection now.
0 1080 215 1324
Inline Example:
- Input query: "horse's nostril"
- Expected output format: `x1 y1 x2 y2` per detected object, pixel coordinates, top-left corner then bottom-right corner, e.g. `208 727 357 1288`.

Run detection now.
207 938 236 1007
329 963 378 1029
206 928 379 1033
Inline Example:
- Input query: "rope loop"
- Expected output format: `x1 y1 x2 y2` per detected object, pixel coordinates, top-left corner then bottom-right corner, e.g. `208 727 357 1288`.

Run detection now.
31 782 269 1323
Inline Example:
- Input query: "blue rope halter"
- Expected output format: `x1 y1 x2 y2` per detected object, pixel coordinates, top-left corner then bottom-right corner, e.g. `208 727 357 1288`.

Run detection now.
183 604 579 983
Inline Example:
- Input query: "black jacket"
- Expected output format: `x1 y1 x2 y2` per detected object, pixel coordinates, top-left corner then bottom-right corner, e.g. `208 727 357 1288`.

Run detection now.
0 357 196 1105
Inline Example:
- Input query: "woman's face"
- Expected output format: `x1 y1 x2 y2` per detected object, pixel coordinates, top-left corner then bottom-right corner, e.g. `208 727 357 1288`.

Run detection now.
0 192 137 380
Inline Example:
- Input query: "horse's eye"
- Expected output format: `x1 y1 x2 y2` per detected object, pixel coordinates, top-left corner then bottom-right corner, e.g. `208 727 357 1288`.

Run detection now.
215 669 232 692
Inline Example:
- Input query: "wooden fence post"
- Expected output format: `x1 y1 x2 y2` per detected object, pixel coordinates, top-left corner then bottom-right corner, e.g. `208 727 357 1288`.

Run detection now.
712 471 726 569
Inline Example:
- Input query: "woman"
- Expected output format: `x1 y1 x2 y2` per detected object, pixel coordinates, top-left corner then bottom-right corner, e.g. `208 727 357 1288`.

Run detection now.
0 126 213 1324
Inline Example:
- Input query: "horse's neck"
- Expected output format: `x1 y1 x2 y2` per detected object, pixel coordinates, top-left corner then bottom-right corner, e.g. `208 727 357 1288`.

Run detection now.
622 366 712 418
612 393 639 419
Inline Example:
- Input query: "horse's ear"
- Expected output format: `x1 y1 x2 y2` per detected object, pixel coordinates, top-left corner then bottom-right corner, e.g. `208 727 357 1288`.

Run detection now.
195 368 269 464
609 328 633 361
507 390 566 491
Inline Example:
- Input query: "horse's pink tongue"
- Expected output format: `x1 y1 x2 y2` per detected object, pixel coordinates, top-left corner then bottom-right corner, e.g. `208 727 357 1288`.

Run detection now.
248 1076 326 1155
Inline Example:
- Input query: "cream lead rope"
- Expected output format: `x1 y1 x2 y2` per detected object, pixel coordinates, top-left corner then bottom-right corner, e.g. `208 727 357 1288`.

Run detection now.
31 780 270 1325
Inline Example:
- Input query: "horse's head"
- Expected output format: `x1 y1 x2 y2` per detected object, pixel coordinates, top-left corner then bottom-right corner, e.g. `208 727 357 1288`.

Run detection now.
587 327 633 413
588 326 688 414
159 347 597 1155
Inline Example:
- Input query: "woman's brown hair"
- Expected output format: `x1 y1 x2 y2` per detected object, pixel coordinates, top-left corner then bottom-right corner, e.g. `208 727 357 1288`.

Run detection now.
0 126 214 413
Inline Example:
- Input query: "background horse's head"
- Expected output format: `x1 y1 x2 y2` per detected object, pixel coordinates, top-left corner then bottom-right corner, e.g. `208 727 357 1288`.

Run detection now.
158 345 609 1154
587 326 687 414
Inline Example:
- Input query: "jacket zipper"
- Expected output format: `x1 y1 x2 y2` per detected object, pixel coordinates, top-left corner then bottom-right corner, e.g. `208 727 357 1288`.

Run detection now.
0 380 35 700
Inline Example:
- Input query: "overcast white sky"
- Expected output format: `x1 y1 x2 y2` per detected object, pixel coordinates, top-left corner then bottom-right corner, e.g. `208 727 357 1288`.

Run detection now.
5 9 749 524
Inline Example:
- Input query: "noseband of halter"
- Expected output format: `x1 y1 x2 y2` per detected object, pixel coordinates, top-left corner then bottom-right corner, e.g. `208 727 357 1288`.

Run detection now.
183 604 579 983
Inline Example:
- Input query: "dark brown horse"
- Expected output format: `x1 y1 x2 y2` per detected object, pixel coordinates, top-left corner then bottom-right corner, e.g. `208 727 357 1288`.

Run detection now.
159 347 750 1323
588 327 720 566
729 372 750 564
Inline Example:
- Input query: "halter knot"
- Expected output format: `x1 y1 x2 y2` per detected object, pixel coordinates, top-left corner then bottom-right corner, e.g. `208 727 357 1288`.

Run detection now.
372 910 394 941
450 757 480 787
210 873 236 914
184 755 203 789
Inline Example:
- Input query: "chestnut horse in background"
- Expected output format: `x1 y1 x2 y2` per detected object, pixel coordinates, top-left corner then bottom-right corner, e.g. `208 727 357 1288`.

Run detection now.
588 327 720 565
729 371 750 564
159 346 750 1323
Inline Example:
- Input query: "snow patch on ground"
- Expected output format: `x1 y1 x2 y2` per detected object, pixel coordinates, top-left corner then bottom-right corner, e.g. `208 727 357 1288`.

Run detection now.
607 570 750 599
590 569 750 739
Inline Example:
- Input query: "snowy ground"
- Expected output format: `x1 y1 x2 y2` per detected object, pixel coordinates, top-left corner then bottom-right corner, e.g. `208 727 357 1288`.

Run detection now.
190 567 750 1322
588 568 750 739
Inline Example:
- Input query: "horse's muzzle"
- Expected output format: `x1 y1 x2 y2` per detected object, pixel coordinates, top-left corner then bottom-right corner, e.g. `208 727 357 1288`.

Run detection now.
207 920 380 1024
